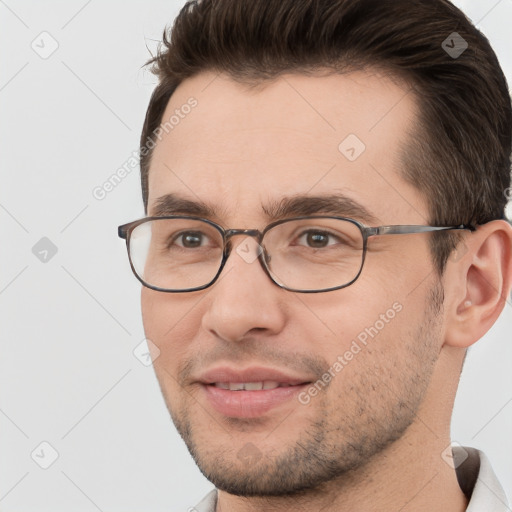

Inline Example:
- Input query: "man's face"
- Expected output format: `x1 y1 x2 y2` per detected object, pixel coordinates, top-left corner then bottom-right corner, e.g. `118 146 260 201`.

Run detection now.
142 70 444 495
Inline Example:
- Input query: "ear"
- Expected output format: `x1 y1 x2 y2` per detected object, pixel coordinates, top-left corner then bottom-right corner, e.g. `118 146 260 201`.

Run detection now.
444 220 512 348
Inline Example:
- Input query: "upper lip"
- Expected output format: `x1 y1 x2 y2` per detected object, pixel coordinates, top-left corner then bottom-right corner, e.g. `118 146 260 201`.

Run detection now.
196 366 313 386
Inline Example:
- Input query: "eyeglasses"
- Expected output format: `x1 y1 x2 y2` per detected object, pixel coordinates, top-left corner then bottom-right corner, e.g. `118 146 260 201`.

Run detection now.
118 216 474 293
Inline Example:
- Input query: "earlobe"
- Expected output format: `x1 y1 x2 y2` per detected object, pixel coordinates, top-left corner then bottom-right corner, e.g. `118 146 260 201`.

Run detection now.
444 220 512 348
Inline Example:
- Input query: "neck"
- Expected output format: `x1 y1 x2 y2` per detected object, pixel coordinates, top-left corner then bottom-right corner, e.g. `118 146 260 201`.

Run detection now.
216 429 467 512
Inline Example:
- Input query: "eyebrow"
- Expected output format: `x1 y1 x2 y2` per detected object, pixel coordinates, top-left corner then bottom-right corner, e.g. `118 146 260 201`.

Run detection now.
149 192 380 225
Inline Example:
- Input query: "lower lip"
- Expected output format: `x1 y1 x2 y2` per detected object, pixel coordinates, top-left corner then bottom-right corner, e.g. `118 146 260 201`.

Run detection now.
202 384 308 418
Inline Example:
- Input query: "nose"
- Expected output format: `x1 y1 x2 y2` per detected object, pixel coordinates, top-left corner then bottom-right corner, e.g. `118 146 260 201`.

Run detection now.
201 235 287 343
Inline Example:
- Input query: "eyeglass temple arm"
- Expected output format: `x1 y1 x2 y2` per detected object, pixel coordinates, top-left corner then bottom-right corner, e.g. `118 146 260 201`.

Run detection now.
365 224 476 237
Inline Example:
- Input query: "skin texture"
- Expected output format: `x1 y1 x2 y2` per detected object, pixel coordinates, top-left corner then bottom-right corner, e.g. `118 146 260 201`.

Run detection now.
141 70 512 511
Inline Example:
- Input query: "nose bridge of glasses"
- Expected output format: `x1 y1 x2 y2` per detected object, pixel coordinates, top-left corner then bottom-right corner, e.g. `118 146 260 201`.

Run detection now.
224 228 262 239
224 228 263 249
222 228 268 267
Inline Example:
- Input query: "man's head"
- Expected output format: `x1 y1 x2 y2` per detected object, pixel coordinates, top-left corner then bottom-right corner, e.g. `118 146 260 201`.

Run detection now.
133 0 512 501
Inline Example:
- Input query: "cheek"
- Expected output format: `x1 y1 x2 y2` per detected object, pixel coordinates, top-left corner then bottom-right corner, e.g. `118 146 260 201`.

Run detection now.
296 280 400 346
294 266 426 375
313 301 424 414
362 237 434 293
141 289 203 376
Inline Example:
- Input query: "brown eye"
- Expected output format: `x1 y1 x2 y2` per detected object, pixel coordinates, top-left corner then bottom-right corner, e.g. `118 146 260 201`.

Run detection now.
172 231 208 249
296 230 340 248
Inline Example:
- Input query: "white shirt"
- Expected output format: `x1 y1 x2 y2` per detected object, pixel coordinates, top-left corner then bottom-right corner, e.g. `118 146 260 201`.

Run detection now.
189 447 510 511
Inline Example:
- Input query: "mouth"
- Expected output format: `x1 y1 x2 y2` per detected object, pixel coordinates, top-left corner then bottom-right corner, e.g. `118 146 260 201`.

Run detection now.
209 381 305 391
197 367 313 418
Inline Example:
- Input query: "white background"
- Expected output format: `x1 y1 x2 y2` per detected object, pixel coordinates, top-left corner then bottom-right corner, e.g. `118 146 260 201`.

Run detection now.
1 1 511 510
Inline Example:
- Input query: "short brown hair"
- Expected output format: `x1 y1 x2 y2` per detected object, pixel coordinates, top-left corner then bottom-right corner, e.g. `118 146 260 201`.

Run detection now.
140 0 512 273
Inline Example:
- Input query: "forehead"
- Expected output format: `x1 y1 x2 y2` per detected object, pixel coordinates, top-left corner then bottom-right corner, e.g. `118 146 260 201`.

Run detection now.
147 69 427 226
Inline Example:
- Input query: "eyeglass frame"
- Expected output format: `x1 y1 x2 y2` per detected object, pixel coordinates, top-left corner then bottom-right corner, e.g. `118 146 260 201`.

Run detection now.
118 215 476 294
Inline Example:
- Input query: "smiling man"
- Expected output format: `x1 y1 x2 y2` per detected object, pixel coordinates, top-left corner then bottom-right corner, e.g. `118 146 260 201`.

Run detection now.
118 0 512 510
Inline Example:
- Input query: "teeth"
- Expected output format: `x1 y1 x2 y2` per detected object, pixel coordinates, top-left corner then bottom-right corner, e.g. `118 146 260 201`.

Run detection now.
243 382 263 391
213 381 282 391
